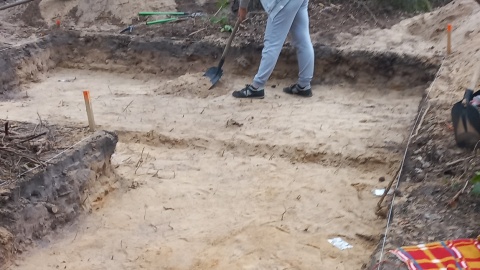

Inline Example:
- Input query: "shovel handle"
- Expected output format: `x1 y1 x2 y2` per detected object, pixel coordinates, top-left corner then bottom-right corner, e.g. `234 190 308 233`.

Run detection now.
146 18 178 25
219 18 242 61
469 63 480 90
464 89 474 103
139 12 185 16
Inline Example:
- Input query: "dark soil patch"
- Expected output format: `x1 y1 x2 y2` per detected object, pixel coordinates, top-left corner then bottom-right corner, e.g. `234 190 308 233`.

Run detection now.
0 120 90 186
0 120 87 267
0 121 118 269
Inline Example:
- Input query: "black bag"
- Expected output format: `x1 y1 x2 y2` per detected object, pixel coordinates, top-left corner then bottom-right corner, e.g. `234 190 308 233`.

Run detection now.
451 89 480 149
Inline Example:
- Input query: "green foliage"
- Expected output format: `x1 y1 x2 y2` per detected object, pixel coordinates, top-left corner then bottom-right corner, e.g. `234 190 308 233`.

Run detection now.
210 16 228 25
470 172 480 195
210 0 231 32
217 0 230 9
221 25 233 32
374 0 432 12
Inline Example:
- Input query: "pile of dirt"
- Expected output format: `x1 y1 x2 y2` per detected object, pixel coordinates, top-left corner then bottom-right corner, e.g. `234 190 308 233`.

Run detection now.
155 72 222 98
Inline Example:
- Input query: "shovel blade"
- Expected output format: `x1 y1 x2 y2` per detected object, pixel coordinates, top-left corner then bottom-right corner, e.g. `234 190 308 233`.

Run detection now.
204 67 223 89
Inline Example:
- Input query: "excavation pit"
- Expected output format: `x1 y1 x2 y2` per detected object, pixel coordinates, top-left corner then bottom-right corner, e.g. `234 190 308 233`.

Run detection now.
0 31 440 269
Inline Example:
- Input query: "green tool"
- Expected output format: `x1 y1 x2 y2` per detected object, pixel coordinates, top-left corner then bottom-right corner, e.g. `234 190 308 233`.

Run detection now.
139 11 187 16
139 11 205 25
146 18 181 25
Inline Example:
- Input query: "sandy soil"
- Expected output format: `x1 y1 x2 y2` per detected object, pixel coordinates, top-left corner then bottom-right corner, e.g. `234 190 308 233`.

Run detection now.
1 0 205 27
2 0 480 269
38 0 177 29
1 67 423 269
4 68 421 165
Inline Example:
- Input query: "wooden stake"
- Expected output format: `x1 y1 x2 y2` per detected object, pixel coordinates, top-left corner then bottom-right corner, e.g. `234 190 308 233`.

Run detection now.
447 24 452 55
83 90 96 132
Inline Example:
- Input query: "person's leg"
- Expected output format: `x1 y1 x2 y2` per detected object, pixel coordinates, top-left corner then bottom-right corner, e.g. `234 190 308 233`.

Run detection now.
283 0 314 97
232 0 303 98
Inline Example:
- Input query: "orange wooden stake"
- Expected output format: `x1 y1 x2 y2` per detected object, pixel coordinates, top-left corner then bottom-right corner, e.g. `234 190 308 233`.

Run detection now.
447 24 452 55
83 90 96 132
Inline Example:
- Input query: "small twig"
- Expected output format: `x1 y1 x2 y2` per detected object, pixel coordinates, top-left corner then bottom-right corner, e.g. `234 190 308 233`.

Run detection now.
149 224 158 232
446 158 468 167
281 205 287 221
36 112 43 132
122 100 134 113
447 180 470 207
213 5 223 17
135 147 145 174
377 166 402 210
17 132 47 144
473 140 480 156
15 157 24 167
32 123 39 136
72 231 78 243
82 194 89 205
188 27 206 37
305 243 321 250
355 233 377 242
144 204 147 220
412 102 431 138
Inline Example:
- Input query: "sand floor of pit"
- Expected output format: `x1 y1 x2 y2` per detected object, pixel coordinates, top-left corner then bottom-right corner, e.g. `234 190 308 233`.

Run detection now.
2 68 424 269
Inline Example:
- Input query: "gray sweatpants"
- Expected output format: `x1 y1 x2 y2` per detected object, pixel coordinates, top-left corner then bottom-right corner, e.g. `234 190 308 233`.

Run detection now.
252 0 314 89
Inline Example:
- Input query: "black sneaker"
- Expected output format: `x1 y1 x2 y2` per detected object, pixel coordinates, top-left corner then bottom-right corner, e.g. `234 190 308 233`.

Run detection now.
283 84 312 97
232 85 265 99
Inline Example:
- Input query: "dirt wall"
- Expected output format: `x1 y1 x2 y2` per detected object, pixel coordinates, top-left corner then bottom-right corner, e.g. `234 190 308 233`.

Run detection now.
0 131 119 269
52 31 441 88
1 30 441 99
0 38 56 97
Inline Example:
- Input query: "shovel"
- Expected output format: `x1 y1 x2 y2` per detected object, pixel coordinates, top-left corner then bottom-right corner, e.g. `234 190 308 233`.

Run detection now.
204 18 242 89
451 63 480 148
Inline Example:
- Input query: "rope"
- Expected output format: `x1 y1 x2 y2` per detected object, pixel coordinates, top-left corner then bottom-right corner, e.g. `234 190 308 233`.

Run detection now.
376 56 447 269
